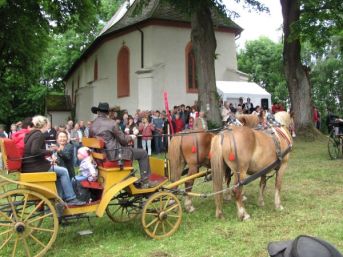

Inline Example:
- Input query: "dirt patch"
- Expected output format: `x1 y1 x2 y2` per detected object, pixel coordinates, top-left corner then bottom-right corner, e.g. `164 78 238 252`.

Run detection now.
148 251 171 257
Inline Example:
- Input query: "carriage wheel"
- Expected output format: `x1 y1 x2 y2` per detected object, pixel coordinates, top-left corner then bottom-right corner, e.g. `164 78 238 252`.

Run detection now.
141 191 182 240
328 136 341 159
106 191 141 223
0 181 14 195
0 189 59 257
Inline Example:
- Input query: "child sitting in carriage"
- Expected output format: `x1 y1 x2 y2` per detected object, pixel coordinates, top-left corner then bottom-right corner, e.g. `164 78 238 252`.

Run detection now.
75 146 98 182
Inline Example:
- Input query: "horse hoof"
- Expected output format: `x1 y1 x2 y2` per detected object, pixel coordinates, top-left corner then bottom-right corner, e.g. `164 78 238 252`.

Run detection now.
216 214 225 220
258 201 265 207
242 195 248 202
216 211 224 219
223 194 232 202
187 206 196 213
242 214 251 221
276 205 284 211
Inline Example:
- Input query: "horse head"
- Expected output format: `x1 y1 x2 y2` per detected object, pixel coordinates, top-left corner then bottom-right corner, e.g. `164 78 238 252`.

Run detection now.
274 111 293 131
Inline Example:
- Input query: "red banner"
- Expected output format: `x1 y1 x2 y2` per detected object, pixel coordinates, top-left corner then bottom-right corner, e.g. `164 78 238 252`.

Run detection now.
163 91 174 136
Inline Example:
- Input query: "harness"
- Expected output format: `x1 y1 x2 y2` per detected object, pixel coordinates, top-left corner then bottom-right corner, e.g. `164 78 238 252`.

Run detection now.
221 125 293 187
180 133 200 172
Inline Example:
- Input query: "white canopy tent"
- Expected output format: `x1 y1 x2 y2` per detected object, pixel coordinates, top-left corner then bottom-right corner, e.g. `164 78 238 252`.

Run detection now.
217 81 272 110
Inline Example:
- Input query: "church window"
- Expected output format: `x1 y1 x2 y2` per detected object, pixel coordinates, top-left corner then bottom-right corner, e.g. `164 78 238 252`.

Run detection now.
186 42 198 93
94 58 98 81
117 46 130 97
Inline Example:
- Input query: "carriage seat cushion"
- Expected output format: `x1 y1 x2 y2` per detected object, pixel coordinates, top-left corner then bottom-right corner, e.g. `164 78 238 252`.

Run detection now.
99 159 133 168
80 180 103 190
2 139 22 171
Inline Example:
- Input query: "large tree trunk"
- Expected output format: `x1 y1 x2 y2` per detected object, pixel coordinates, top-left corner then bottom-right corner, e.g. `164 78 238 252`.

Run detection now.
191 3 221 128
280 0 314 134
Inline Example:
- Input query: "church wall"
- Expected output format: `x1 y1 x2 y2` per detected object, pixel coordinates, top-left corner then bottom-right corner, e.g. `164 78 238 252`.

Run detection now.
65 24 239 121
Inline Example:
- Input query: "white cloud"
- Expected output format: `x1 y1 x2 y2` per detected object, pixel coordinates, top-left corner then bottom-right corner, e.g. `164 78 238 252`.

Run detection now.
223 0 283 48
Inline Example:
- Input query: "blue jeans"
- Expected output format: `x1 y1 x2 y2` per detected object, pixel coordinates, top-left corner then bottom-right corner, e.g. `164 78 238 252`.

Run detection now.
154 134 163 154
50 165 76 201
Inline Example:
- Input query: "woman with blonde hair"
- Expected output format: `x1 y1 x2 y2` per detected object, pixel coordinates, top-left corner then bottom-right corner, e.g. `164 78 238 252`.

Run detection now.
22 115 84 205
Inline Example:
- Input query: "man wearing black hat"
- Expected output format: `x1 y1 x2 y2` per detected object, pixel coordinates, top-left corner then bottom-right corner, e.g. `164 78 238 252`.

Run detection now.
90 102 152 187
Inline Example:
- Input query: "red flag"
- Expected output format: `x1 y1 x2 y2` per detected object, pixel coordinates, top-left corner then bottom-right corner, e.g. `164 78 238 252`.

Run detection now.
164 91 174 135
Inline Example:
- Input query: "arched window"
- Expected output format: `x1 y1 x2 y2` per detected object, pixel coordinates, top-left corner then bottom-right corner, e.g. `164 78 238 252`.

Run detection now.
185 42 198 93
94 58 98 81
117 46 130 97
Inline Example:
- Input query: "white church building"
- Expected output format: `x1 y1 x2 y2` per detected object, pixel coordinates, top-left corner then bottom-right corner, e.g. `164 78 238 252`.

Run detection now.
63 0 250 121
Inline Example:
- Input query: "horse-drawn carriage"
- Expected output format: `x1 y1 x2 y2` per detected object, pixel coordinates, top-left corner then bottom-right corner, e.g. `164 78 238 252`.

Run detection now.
328 119 343 159
0 137 208 257
0 111 293 257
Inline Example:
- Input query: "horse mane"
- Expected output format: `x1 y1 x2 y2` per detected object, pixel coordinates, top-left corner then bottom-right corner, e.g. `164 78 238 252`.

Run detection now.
274 111 292 128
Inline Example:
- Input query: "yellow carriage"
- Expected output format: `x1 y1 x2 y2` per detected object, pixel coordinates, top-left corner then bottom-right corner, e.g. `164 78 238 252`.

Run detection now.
0 137 207 257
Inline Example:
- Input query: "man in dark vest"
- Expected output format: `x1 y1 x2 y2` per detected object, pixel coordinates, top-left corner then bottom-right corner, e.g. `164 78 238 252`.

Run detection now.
90 102 152 187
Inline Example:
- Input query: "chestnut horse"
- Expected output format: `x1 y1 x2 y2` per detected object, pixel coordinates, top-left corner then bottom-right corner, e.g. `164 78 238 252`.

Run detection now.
210 111 293 220
167 114 266 213
236 112 265 128
168 129 213 212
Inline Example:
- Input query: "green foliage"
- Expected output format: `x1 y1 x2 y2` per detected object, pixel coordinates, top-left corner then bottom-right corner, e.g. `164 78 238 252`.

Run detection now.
237 37 288 104
308 37 343 126
0 0 120 126
299 0 343 49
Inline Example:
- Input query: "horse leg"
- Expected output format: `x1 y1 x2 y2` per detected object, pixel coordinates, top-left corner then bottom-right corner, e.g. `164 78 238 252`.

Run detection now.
184 165 197 213
223 166 232 201
275 162 288 210
213 165 224 219
234 170 250 221
258 175 267 207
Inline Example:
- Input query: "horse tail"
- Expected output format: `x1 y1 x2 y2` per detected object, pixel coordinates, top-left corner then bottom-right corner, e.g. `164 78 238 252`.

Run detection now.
167 136 184 182
210 134 225 218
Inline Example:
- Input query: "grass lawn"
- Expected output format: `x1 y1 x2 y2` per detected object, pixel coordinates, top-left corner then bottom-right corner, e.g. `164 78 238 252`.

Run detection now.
2 137 343 256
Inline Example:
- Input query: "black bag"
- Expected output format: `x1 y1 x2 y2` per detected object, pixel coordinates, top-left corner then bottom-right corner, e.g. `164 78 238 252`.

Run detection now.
72 179 91 203
268 235 343 257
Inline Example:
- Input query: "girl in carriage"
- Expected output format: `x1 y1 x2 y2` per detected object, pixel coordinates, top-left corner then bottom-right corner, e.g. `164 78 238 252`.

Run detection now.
75 146 98 182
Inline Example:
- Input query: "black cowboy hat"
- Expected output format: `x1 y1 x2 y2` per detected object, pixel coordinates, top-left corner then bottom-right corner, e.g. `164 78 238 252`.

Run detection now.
91 102 110 114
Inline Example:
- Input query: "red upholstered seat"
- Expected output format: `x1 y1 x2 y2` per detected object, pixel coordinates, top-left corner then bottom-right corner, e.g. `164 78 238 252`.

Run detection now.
149 173 167 183
100 160 133 168
80 180 103 190
1 139 22 172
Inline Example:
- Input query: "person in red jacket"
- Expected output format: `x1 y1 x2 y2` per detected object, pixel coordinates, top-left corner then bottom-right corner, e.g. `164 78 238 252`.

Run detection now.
12 117 33 157
138 117 155 156
174 113 185 133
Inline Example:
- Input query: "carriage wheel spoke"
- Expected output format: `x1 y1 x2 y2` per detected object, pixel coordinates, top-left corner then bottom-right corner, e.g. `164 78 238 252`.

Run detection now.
145 212 158 217
27 212 52 225
29 233 47 248
29 225 55 233
0 211 14 223
22 237 31 257
0 222 14 228
152 221 160 236
11 236 18 257
24 200 44 222
20 194 29 221
145 217 158 229
0 232 14 250
0 228 12 237
164 196 171 209
7 196 19 222
165 214 181 218
165 204 179 213
159 197 163 211
161 221 166 234
166 219 174 229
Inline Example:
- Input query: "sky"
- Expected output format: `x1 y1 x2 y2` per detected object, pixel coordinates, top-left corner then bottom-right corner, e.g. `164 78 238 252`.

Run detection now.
222 0 283 49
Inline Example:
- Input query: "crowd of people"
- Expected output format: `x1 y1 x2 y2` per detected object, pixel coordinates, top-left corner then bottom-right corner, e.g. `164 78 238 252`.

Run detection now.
0 97 299 205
